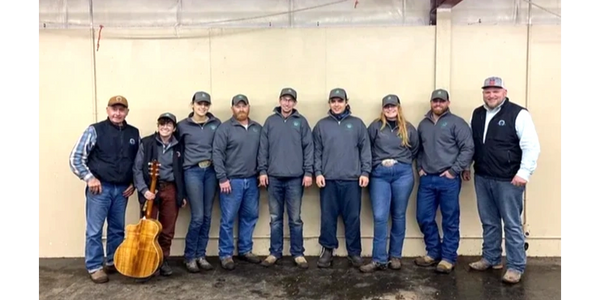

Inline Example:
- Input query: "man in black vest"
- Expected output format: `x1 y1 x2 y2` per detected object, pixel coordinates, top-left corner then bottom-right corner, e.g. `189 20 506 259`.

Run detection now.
462 77 540 284
68 95 140 283
414 89 474 274
132 112 187 277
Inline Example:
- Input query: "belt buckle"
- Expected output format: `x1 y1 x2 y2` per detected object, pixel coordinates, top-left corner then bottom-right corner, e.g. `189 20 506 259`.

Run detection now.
382 159 397 167
198 160 212 168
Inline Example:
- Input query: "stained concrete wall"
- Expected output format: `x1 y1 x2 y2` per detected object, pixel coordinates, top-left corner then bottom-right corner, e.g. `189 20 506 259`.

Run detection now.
39 19 561 258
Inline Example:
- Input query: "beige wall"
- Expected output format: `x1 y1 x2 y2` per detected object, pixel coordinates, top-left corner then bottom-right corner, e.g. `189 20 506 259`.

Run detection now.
39 22 561 258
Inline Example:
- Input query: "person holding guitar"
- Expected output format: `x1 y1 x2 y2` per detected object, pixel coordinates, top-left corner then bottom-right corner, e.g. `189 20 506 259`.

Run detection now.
132 112 187 277
68 95 140 283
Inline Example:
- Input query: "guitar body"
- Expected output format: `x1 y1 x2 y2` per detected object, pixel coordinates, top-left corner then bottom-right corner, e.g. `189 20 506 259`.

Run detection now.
113 159 164 279
114 218 163 278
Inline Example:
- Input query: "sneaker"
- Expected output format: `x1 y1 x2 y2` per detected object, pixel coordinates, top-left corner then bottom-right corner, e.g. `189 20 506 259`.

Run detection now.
317 247 333 268
184 259 201 273
469 258 503 271
435 260 454 273
294 256 309 269
414 255 439 267
221 257 235 270
347 255 363 268
238 252 261 264
90 269 108 283
260 255 278 267
160 260 173 276
389 257 402 270
502 269 523 284
359 261 386 273
196 257 214 270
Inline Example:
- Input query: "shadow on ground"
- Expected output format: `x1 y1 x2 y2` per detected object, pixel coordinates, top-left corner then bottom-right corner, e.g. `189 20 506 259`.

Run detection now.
40 256 560 300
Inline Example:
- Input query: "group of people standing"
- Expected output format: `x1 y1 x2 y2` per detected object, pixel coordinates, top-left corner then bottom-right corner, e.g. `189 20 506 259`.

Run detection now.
68 76 540 285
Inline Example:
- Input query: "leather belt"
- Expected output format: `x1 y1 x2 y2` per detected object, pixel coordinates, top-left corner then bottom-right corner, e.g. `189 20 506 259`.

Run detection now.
198 160 212 168
158 181 174 189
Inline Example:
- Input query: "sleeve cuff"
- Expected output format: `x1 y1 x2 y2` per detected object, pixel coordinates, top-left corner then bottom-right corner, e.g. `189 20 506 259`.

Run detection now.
516 169 531 182
315 171 322 177
259 171 267 176
360 172 369 177
83 173 94 182
219 177 229 184
304 172 312 178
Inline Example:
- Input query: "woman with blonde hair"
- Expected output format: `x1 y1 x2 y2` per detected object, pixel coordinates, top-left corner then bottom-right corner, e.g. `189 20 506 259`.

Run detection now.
360 94 420 273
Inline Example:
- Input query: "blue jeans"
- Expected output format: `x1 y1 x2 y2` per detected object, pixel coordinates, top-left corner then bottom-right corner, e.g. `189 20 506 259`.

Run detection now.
218 177 260 259
369 163 415 264
267 176 305 258
416 173 461 264
183 165 218 261
84 182 128 273
474 174 526 273
319 180 362 256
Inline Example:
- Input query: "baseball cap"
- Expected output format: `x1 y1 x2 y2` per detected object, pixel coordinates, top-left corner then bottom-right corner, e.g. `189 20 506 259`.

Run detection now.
192 91 211 104
329 88 347 100
279 88 297 101
107 95 128 108
430 89 449 101
231 94 249 105
157 112 177 124
382 94 400 107
482 76 505 89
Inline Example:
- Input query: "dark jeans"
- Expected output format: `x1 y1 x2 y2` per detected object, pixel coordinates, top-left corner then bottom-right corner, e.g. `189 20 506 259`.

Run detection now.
218 177 260 259
139 182 179 258
416 174 462 264
183 165 218 261
84 182 128 273
369 163 415 264
267 176 305 258
319 180 362 256
474 174 527 272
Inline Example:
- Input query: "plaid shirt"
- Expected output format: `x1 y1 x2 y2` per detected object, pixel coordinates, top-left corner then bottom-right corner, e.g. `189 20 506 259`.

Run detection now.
69 126 97 182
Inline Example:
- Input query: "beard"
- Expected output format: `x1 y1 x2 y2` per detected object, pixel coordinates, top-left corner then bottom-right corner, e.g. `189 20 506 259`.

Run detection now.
234 111 248 121
432 106 447 116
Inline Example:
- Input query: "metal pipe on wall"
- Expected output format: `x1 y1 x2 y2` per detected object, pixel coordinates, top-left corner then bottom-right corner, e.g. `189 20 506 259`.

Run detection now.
89 0 98 123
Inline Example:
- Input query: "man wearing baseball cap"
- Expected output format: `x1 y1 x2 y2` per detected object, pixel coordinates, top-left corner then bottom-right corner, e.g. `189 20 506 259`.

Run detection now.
463 76 541 284
257 87 313 269
212 94 264 270
312 88 372 268
132 112 187 278
414 88 474 274
68 95 140 283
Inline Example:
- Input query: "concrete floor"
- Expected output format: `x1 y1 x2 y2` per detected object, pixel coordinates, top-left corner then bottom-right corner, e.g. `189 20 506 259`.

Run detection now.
40 256 560 300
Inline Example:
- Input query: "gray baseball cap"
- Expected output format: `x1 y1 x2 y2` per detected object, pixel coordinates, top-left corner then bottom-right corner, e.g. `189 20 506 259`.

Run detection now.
158 112 177 124
382 94 400 107
279 87 297 101
192 91 211 103
329 88 347 100
231 94 249 105
431 89 449 101
482 76 505 89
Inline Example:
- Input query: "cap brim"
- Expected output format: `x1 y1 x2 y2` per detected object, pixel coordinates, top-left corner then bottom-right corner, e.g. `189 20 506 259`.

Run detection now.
482 85 504 89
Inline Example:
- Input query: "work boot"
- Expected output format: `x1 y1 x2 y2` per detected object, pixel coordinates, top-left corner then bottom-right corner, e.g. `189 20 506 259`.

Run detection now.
196 257 214 270
238 252 261 264
414 255 439 267
260 255 278 267
221 257 235 270
359 261 386 273
317 247 333 268
469 258 503 271
103 263 116 274
435 260 454 274
184 259 201 273
160 260 173 276
502 269 523 284
347 255 363 268
89 269 108 284
389 258 402 270
294 256 309 269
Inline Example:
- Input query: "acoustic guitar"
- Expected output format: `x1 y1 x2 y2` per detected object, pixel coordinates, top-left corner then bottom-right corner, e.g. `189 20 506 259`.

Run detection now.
114 160 164 278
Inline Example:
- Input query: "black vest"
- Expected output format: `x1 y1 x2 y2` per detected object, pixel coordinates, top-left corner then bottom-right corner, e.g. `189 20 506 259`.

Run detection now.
139 133 186 207
87 118 139 184
471 98 524 181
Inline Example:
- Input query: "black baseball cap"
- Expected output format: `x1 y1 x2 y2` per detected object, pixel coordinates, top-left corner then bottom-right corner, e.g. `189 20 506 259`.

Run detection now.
192 91 211 104
329 88 347 100
279 88 297 101
430 89 449 101
232 94 249 105
158 112 177 124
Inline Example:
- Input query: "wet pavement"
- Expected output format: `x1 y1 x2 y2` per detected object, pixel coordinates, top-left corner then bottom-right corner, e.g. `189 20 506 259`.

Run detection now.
40 256 560 300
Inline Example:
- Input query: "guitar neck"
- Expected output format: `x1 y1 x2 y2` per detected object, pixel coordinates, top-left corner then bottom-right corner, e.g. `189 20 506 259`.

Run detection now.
145 176 158 219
